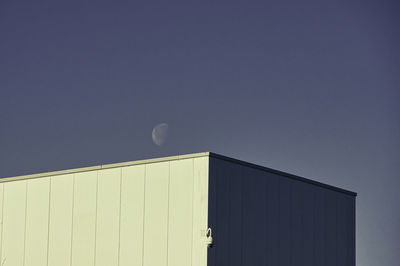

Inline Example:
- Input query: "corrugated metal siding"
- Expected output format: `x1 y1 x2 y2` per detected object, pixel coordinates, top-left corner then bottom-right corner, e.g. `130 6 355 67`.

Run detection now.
208 157 355 266
0 157 209 266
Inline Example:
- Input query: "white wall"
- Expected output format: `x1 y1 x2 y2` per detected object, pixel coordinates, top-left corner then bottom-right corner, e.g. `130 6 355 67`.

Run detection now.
0 156 209 266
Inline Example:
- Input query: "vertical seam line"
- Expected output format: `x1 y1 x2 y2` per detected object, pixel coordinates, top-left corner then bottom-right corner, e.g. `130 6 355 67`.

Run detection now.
227 169 231 265
264 172 268 266
166 162 171 266
93 171 99 265
213 162 217 266
354 198 356 266
141 165 147 266
117 168 123 266
46 177 52 266
324 193 327 266
190 159 194 266
313 188 316 266
290 182 293 266
22 181 28 266
69 174 75 266
240 167 244 266
205 158 209 266
0 184 5 265
277 179 281 266
336 194 338 266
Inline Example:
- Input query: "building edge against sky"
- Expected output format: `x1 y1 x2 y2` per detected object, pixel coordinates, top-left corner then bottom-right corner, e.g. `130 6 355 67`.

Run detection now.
0 152 356 266
0 152 357 196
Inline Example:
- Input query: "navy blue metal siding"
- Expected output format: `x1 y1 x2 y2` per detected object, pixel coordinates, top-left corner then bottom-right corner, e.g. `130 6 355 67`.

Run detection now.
207 157 355 266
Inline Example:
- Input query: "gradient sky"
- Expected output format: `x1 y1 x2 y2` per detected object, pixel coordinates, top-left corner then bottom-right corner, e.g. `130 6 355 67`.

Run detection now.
1 0 399 265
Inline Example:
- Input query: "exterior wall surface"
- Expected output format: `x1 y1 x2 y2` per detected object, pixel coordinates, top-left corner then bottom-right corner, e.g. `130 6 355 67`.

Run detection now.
0 152 356 266
207 157 356 266
0 156 209 266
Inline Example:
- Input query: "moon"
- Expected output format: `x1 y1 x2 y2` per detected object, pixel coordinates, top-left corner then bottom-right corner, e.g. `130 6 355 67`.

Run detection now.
152 123 169 146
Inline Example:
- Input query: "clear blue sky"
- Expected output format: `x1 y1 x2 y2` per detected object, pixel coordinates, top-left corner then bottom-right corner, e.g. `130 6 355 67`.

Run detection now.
1 0 399 265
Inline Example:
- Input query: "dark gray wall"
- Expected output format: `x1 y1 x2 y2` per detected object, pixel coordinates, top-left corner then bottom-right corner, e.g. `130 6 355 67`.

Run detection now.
208 157 355 266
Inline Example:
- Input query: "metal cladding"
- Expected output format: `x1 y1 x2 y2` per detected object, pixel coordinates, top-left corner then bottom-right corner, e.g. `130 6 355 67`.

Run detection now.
0 152 356 266
207 154 356 266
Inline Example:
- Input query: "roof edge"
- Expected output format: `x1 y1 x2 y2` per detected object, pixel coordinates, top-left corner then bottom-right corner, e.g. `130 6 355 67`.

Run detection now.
0 152 210 183
209 152 357 197
0 151 358 197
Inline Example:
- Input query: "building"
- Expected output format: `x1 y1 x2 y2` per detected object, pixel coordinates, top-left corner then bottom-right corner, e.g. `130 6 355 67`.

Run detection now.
0 152 356 266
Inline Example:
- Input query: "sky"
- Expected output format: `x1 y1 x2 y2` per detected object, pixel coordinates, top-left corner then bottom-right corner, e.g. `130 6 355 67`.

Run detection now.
0 0 399 265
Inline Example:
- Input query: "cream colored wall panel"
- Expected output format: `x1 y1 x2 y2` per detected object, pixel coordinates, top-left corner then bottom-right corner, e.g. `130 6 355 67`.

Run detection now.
47 174 74 266
119 165 145 266
95 168 121 266
24 177 51 266
0 184 4 263
71 171 98 266
192 157 209 266
1 181 27 266
0 152 356 266
143 162 169 266
168 159 194 266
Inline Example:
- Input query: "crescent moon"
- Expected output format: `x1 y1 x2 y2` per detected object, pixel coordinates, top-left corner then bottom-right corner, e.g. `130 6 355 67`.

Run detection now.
152 123 169 146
